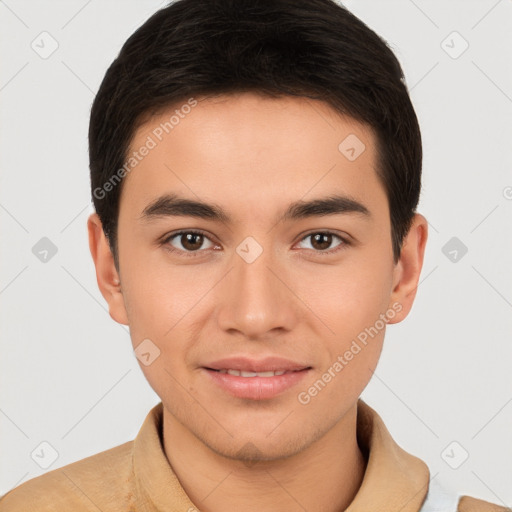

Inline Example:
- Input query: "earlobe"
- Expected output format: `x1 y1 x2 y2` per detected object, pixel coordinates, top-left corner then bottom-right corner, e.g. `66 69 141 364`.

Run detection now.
387 213 428 324
87 213 129 325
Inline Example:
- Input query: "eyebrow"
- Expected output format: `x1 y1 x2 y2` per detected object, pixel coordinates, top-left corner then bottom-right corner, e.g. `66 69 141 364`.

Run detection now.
140 193 371 224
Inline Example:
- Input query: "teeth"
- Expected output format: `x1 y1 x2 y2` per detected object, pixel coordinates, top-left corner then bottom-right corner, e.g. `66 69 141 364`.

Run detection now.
220 369 289 377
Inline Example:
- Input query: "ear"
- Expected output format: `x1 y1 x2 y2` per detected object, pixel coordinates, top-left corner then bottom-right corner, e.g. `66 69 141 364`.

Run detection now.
387 213 428 324
87 213 129 325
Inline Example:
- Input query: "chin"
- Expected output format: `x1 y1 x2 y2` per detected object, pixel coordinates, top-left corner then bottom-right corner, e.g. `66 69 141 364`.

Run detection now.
208 439 307 463
198 422 324 464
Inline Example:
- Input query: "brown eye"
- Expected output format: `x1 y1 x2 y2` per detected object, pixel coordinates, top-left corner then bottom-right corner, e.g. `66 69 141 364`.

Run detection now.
180 233 204 251
310 233 333 251
165 231 215 254
297 232 347 253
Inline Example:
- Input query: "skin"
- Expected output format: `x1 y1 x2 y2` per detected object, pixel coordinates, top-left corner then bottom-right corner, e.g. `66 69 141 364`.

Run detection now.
88 92 428 512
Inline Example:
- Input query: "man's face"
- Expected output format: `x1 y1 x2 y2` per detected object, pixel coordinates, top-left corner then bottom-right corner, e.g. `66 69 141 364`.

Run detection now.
113 92 402 460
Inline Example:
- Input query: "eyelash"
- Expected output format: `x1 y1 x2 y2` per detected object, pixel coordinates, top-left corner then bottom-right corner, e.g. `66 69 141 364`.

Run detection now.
161 229 350 258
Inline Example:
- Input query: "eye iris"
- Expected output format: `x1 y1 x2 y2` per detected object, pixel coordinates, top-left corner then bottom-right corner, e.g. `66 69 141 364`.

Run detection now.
182 233 203 251
311 233 332 251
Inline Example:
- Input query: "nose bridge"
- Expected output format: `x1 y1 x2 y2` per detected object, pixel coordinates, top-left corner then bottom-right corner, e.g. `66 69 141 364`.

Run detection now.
217 238 297 338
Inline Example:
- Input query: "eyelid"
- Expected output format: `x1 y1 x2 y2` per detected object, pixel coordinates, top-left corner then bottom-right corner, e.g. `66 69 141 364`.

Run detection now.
297 228 351 243
161 229 219 257
160 229 351 257
294 230 351 255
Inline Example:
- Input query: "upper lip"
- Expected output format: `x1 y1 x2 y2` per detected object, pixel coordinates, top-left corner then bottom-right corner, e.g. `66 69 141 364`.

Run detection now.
204 356 311 373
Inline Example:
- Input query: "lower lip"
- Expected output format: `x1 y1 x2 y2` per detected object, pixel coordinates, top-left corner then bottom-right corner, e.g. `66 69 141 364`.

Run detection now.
203 368 311 400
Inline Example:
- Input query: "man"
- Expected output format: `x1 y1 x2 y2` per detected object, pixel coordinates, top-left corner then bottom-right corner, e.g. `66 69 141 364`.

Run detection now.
0 0 508 510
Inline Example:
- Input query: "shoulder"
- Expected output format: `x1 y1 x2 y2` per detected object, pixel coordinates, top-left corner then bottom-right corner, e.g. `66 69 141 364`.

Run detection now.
0 440 134 511
458 495 511 512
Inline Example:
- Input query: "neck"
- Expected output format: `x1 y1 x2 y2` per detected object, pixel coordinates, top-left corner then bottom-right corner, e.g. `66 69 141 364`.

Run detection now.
162 403 366 512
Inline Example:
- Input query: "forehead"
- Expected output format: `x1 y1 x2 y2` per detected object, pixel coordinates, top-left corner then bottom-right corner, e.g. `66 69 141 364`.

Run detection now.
120 92 387 221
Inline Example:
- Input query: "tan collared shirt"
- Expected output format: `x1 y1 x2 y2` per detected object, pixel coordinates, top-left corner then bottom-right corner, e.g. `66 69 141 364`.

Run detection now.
0 400 507 511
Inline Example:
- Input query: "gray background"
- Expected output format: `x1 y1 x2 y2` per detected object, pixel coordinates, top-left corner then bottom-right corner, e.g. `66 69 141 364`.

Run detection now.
1 0 511 504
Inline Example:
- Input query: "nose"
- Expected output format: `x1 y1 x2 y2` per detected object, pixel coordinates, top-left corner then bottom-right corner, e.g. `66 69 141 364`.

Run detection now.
216 242 299 341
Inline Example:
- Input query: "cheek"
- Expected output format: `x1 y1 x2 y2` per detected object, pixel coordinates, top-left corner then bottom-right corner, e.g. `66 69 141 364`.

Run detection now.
295 253 393 399
121 269 194 400
298 254 394 337
120 245 210 340
119 257 218 401
296 272 388 415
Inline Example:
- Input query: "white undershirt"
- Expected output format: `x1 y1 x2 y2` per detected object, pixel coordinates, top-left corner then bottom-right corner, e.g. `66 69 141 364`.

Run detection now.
420 478 461 512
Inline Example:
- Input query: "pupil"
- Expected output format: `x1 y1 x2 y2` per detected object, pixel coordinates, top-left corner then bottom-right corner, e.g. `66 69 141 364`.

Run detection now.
313 233 331 250
183 233 202 251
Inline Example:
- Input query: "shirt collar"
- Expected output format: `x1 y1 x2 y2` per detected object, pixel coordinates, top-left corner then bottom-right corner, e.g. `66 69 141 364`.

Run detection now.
347 399 430 511
132 399 430 512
